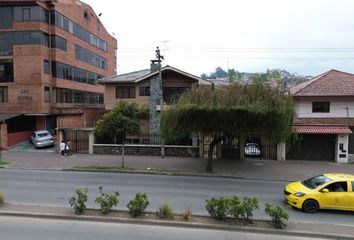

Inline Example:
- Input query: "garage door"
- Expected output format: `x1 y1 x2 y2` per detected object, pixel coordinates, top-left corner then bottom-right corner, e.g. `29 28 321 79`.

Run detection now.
286 134 335 161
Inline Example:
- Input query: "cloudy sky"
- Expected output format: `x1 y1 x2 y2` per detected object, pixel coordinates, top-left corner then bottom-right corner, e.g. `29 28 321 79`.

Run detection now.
82 0 354 77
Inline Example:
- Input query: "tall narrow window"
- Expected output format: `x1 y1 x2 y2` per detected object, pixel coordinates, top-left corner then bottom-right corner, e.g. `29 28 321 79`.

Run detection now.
22 7 30 21
44 86 50 102
0 86 8 102
43 60 49 74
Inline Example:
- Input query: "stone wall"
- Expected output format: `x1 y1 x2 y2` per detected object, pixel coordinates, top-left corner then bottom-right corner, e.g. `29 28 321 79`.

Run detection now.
93 144 199 158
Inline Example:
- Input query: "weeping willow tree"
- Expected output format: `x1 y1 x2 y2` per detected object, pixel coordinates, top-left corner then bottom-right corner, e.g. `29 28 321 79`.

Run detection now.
161 81 294 171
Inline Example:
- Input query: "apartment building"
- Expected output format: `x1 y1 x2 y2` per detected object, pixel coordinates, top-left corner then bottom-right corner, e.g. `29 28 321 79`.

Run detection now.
0 0 117 147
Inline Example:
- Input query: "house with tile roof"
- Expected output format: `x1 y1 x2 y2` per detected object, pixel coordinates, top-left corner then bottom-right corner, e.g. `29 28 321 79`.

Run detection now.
98 63 211 140
288 69 354 163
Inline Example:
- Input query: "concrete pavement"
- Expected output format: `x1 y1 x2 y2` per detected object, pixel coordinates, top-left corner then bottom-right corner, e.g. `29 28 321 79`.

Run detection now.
2 150 354 181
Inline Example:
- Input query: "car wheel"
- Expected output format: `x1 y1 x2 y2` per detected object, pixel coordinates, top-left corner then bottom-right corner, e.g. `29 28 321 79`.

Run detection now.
302 199 319 213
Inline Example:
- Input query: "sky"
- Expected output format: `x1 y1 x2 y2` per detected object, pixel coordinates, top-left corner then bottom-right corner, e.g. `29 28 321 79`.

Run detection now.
82 0 354 77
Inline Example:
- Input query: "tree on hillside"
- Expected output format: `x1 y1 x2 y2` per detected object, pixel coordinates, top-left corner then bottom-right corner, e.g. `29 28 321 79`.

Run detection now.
95 101 149 168
161 82 294 171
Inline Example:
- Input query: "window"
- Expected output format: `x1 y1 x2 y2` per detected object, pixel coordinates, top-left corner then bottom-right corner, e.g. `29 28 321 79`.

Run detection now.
116 87 135 99
164 87 189 104
14 6 48 23
44 86 50 102
312 102 330 113
52 11 107 51
324 181 348 192
43 60 49 74
22 7 30 21
13 31 48 47
139 86 150 96
0 32 13 56
0 86 8 102
52 61 102 85
75 45 107 69
51 35 67 51
0 7 13 29
0 60 14 82
54 87 103 105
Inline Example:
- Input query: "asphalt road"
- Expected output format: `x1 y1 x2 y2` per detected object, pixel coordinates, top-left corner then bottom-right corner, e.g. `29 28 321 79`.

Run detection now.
0 216 327 240
0 169 354 225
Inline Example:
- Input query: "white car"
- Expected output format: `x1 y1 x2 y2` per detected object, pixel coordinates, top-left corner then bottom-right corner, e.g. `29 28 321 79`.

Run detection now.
245 143 261 156
30 130 54 148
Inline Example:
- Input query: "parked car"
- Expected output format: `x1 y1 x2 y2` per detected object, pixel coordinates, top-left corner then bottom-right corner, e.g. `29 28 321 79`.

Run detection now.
30 130 54 148
244 143 260 156
284 173 354 213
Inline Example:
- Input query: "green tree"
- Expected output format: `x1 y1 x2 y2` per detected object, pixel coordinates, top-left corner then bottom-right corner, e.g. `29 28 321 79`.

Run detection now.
161 82 294 171
95 101 148 168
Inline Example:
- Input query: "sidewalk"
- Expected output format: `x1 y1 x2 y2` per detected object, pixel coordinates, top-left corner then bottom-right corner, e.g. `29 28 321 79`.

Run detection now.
2 151 354 181
0 203 353 239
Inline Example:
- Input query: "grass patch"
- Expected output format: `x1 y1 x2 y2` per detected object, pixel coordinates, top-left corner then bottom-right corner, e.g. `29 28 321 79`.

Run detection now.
0 161 11 166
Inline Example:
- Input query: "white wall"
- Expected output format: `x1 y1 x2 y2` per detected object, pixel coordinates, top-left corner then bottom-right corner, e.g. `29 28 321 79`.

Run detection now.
295 97 354 118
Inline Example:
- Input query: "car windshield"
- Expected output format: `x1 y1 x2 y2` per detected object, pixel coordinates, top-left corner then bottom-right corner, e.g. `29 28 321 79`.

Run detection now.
301 175 332 189
37 133 50 138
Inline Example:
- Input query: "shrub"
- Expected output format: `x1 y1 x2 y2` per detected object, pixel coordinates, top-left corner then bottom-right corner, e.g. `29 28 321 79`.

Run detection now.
69 188 88 215
205 197 230 221
238 197 259 222
95 186 119 215
127 193 150 217
265 203 289 229
157 202 175 220
181 208 192 221
0 192 4 206
229 196 242 219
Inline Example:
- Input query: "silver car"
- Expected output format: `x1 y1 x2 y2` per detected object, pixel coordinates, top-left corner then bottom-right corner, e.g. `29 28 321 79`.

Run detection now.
30 130 54 148
245 143 261 156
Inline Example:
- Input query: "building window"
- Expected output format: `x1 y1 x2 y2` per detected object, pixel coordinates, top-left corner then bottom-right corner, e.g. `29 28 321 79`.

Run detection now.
43 60 49 74
75 45 107 69
54 87 103 105
312 102 330 113
116 87 135 99
0 86 8 103
22 7 30 21
0 32 13 56
44 86 50 102
51 35 67 51
52 61 102 85
0 60 14 82
139 86 150 96
13 6 48 23
0 7 13 29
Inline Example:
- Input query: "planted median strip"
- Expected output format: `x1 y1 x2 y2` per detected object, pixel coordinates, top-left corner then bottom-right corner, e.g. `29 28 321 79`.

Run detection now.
68 187 288 229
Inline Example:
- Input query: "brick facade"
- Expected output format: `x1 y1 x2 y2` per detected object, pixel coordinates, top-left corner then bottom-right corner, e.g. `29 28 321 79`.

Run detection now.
0 0 117 147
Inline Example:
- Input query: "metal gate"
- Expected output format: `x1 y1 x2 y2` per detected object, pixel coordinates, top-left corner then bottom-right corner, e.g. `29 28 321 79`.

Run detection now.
63 130 89 154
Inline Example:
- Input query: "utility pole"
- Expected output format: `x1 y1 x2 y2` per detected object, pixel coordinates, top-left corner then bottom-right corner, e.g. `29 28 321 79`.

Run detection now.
155 47 165 157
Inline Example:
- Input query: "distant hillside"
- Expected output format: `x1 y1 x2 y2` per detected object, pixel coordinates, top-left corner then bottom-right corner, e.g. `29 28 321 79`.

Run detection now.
201 67 311 88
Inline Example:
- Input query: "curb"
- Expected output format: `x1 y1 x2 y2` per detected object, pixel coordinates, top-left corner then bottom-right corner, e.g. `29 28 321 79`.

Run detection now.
63 167 294 182
0 210 352 239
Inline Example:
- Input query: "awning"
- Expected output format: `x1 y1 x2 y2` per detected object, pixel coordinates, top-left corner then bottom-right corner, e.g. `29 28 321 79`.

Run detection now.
292 125 352 134
0 114 22 122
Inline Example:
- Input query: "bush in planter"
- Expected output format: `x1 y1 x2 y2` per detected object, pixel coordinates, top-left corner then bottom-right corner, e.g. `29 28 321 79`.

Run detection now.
0 192 4 206
181 208 192 221
157 202 175 220
205 197 230 221
69 188 88 215
95 186 119 215
228 196 242 219
238 197 259 222
127 193 149 217
265 203 289 229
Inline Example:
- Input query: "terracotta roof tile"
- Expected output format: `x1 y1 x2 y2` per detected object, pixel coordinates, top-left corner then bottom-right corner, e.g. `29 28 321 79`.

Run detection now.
291 69 354 96
292 126 352 134
293 117 354 126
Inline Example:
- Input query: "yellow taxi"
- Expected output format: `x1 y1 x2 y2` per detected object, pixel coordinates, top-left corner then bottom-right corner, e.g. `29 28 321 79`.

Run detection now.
284 173 354 213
